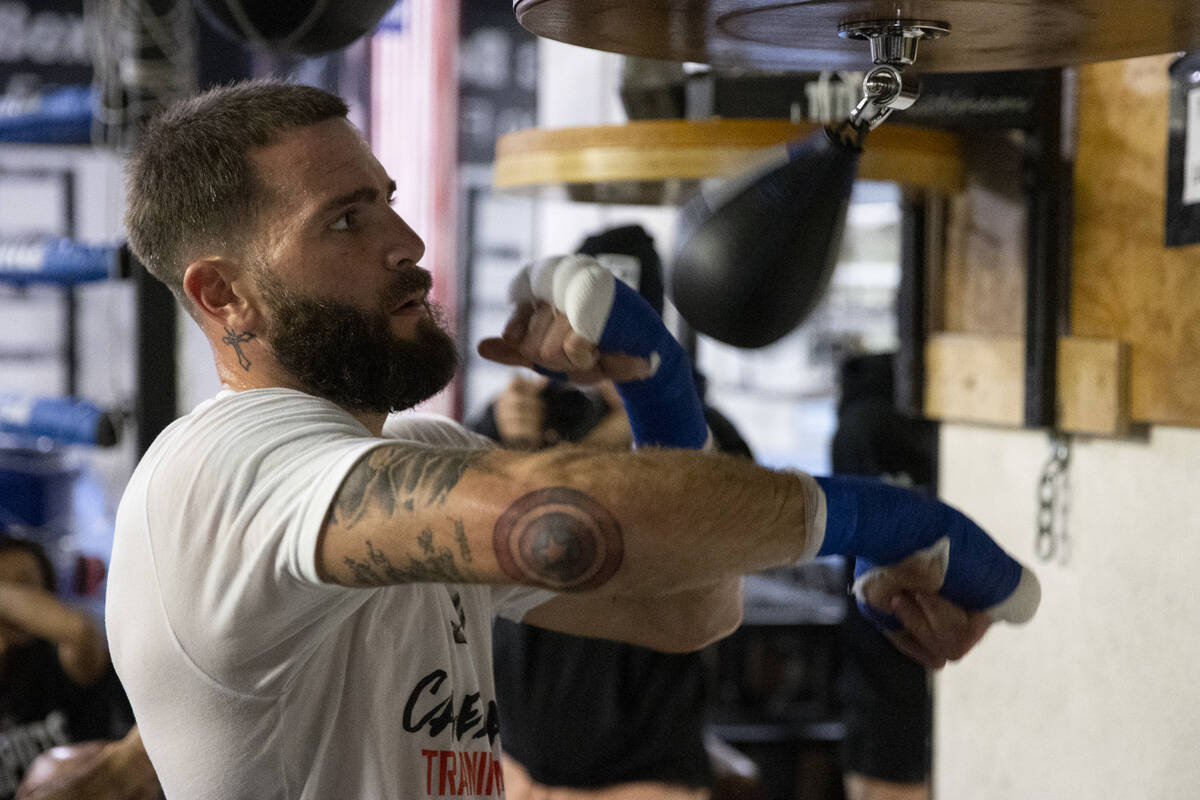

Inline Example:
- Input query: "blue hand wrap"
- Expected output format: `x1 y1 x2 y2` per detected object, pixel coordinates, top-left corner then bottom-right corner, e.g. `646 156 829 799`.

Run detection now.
815 475 1023 614
598 280 708 449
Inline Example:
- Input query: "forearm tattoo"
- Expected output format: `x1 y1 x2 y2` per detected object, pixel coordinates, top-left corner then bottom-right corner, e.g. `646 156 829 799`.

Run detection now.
335 446 482 585
493 487 623 591
333 446 478 527
333 448 623 591
342 537 479 585
222 327 255 371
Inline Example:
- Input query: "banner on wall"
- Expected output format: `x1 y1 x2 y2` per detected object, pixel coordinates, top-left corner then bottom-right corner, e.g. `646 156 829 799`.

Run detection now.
701 68 1056 131
0 0 90 94
458 0 537 165
1166 51 1200 248
371 0 461 417
455 0 539 421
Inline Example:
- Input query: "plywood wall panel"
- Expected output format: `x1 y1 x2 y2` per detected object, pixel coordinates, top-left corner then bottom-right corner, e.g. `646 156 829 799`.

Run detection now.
940 135 1027 336
1072 55 1200 426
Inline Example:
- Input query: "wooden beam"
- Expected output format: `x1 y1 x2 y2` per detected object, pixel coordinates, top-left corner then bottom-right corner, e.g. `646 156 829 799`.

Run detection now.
924 333 1132 435
924 333 1024 427
494 119 965 199
1057 337 1131 437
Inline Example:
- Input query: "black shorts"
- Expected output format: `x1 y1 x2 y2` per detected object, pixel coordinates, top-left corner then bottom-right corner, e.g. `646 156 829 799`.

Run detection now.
492 619 713 789
838 600 932 783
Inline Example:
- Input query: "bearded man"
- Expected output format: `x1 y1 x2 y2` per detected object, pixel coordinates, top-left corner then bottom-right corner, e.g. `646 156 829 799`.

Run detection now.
106 81 1035 800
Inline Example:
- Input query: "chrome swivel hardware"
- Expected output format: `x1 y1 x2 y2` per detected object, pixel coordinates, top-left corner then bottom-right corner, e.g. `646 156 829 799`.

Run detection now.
836 19 950 130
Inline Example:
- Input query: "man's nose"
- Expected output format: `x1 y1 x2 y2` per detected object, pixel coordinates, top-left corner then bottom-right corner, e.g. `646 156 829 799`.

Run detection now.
384 211 426 271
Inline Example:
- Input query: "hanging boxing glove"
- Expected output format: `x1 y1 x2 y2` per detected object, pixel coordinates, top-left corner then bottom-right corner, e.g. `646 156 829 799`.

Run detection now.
0 236 117 286
0 86 93 145
0 394 121 447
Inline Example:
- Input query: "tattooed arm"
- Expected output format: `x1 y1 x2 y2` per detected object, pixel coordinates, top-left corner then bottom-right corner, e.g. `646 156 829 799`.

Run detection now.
315 442 780 650
318 444 489 585
317 442 811 597
314 439 1003 663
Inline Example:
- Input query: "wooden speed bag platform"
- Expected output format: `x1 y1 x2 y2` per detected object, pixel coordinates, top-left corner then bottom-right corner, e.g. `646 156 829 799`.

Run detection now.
513 0 1200 73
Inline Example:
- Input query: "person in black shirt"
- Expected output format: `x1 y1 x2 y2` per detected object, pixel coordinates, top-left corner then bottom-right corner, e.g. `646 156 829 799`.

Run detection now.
0 535 116 798
472 225 753 799
832 353 937 800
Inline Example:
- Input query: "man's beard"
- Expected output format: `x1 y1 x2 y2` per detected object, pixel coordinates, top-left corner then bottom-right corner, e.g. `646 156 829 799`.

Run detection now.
255 268 459 415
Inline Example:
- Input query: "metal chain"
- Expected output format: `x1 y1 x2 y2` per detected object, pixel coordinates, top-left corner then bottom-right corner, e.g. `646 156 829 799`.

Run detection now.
1035 434 1072 563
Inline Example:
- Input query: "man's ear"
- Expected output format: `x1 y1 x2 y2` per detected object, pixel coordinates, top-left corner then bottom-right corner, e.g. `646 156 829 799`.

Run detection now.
182 258 262 332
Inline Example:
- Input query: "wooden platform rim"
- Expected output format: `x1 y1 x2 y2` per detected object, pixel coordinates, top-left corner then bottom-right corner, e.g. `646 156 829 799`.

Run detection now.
493 118 965 194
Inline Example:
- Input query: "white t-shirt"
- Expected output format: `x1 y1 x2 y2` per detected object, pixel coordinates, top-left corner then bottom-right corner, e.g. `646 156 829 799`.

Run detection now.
106 388 551 799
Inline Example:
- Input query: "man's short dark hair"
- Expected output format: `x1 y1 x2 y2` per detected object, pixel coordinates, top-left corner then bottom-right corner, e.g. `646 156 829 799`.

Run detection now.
124 81 349 305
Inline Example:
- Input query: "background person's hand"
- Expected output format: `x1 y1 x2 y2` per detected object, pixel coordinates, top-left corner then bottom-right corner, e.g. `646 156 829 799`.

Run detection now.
0 619 17 657
578 381 635 451
0 559 108 686
492 374 548 449
16 727 161 800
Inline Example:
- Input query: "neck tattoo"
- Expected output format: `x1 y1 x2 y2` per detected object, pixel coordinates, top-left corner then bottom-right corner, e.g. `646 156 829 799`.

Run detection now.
222 327 256 371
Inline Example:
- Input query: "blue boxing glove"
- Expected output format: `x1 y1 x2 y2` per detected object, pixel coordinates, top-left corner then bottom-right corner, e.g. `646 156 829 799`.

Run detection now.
811 474 1040 625
512 254 709 450
0 393 120 447
0 236 116 285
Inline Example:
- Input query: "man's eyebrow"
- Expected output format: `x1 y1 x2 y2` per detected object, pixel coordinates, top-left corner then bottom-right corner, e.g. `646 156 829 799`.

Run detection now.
312 179 398 219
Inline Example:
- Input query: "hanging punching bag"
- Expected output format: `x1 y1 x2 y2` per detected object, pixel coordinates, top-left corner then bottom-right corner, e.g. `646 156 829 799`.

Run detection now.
669 124 863 349
195 0 396 55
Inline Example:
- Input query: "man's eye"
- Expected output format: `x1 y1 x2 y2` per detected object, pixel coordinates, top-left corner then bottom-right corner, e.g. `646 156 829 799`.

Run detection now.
331 210 356 231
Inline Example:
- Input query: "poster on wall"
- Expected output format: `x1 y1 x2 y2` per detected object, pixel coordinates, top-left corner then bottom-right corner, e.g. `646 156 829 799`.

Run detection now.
1166 51 1200 248
0 0 90 94
457 0 538 420
0 0 91 143
458 0 537 164
702 68 1054 130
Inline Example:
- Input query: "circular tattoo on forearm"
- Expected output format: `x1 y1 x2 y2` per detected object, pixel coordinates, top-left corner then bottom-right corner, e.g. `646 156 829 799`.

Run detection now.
493 487 623 591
